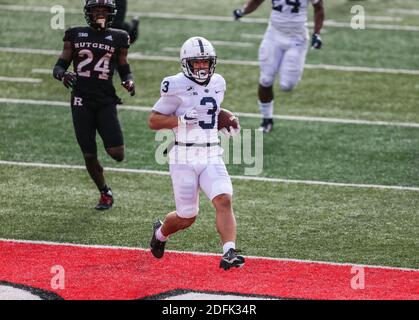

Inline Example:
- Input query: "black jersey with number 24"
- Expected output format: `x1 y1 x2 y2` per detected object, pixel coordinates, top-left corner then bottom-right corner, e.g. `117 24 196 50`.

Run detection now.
63 26 130 104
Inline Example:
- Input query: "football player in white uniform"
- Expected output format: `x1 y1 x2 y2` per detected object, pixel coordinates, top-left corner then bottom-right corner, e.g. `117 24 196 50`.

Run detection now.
233 0 325 133
148 37 245 270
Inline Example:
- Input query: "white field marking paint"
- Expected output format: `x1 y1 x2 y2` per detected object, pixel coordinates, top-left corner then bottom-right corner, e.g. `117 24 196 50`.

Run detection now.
31 68 51 74
365 16 403 22
2 47 419 76
1 160 419 193
163 293 278 300
163 43 253 53
0 238 417 272
0 98 68 107
241 33 264 39
303 64 419 75
0 4 79 13
0 76 42 83
210 40 254 47
164 41 254 49
0 5 418 32
232 111 419 128
0 286 42 300
388 9 419 16
2 98 419 129
321 20 419 32
0 47 60 55
161 47 181 53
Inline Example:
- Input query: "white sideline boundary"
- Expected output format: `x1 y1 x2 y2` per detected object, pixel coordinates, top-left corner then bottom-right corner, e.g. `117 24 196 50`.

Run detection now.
0 238 417 272
2 46 419 76
1 98 419 129
1 5 419 32
1 160 418 192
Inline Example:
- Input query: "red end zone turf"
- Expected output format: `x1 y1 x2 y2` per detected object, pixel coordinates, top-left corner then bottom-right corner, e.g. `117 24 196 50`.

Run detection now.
0 240 417 300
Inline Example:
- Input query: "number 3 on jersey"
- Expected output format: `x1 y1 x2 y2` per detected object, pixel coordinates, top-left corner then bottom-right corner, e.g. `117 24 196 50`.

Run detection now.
161 81 169 93
199 97 217 129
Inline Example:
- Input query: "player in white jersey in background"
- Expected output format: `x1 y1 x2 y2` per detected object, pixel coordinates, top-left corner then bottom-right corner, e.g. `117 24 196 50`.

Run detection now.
233 0 325 133
148 36 245 270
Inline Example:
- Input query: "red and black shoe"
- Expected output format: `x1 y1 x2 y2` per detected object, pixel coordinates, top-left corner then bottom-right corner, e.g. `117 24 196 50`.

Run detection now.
95 188 114 210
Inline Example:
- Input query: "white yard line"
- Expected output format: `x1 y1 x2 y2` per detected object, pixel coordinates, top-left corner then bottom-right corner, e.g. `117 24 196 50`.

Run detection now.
2 47 419 76
0 76 42 83
31 68 52 74
0 98 67 107
0 160 418 192
0 47 60 55
303 64 419 75
0 238 417 272
163 42 253 53
388 8 419 16
161 47 181 53
1 5 419 32
2 98 419 129
365 16 403 22
241 33 264 39
320 19 419 31
210 41 254 48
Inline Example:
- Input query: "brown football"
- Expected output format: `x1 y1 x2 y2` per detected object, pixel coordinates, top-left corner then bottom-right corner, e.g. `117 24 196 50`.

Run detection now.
218 108 239 131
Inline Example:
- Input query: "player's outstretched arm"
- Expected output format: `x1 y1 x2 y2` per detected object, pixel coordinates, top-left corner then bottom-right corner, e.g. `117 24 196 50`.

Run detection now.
233 0 265 20
312 0 325 49
118 48 136 96
53 41 77 89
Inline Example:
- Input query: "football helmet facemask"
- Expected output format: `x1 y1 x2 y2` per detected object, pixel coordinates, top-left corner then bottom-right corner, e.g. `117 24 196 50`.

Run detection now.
180 37 217 84
84 0 117 30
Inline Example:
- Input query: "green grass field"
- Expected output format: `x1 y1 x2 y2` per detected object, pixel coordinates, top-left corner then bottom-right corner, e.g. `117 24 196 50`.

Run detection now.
0 0 418 269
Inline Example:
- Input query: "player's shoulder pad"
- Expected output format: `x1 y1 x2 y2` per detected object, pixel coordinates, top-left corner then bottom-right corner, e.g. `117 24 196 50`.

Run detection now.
63 26 86 42
108 28 131 48
211 73 227 92
160 73 187 96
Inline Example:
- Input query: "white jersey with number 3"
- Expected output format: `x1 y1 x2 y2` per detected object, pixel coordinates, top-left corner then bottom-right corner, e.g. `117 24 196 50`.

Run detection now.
152 73 233 217
270 0 319 38
153 72 226 145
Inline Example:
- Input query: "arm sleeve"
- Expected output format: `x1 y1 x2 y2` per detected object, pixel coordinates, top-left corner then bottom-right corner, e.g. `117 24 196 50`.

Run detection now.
152 96 182 115
118 31 131 49
63 28 73 42
311 0 321 5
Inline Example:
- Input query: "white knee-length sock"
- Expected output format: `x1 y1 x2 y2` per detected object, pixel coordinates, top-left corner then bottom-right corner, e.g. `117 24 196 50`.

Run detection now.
258 100 274 119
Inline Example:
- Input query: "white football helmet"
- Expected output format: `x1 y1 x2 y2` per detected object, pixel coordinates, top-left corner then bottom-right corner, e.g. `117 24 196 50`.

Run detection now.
180 36 217 84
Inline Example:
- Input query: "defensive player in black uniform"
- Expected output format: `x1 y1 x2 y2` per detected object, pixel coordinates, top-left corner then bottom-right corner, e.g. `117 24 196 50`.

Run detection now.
53 0 136 210
113 0 140 44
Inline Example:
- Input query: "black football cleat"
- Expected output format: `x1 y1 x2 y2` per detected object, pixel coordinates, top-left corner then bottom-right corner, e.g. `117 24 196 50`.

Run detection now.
219 248 245 270
258 118 273 133
150 219 166 259
95 189 113 210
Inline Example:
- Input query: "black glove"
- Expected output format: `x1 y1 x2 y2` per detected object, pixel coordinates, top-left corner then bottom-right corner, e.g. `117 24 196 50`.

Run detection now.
233 9 245 20
311 33 322 49
122 80 136 96
62 72 77 89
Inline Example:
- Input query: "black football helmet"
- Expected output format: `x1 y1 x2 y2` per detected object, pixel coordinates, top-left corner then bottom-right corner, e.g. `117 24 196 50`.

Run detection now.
84 0 117 30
